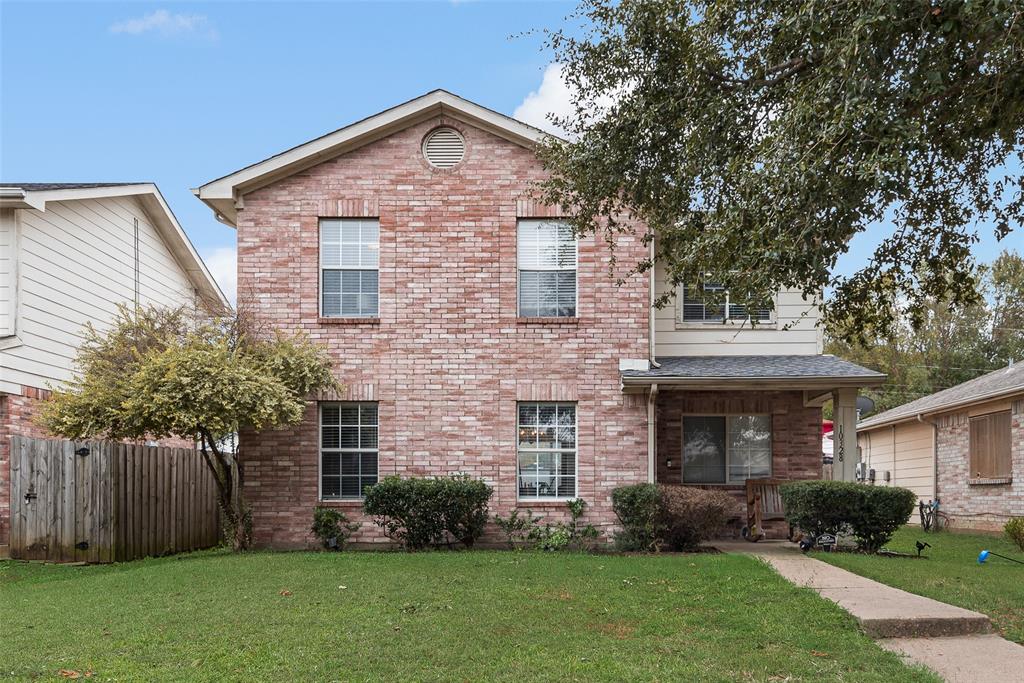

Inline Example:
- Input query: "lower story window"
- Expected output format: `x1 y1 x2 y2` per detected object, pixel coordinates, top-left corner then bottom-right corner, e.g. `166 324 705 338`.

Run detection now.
682 415 771 484
320 402 378 499
517 402 577 499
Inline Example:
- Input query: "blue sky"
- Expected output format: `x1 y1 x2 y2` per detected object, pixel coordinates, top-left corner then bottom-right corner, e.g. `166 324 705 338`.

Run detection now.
2 1 1018 302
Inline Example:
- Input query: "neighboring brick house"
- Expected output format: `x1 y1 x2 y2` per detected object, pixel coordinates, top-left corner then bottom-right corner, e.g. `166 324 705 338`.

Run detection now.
858 363 1023 532
0 183 227 551
195 91 884 547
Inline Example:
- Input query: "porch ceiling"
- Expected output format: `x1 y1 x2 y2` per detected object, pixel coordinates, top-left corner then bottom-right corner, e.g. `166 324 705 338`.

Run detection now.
621 355 886 391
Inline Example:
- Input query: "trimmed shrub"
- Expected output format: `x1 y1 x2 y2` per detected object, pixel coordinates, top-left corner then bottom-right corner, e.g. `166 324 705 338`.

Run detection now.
781 480 916 553
1005 517 1024 552
780 480 862 538
852 486 917 553
611 484 733 551
362 475 493 550
439 475 493 548
657 485 735 551
310 507 360 550
612 483 661 551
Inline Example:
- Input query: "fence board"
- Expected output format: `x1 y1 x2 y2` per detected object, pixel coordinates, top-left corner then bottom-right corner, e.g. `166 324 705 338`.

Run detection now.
8 436 219 563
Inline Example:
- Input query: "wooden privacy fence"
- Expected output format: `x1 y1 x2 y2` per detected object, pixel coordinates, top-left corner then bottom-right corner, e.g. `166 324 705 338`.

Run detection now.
9 436 221 563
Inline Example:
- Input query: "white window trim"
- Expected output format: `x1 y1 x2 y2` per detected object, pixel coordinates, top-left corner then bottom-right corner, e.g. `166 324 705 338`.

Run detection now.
318 218 380 318
675 285 778 328
318 401 379 501
516 220 579 319
516 401 579 502
680 414 772 485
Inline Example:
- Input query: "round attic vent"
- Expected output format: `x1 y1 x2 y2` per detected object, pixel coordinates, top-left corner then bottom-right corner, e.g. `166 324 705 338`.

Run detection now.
423 128 465 169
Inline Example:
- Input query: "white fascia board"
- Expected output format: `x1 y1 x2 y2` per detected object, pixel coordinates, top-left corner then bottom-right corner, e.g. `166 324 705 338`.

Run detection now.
194 90 556 227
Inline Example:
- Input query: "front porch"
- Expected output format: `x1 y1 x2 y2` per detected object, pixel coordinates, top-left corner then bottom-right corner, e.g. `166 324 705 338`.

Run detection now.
622 355 887 537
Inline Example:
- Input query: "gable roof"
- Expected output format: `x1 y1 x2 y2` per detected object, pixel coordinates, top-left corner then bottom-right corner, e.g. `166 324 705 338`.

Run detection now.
0 183 227 308
858 363 1024 430
193 90 555 227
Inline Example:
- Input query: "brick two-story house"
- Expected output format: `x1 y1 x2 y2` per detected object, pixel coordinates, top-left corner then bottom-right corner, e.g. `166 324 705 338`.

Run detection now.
195 91 884 547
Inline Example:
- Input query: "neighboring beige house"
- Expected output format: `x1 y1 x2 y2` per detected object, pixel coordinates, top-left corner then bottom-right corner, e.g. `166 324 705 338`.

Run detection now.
0 182 227 549
858 363 1024 531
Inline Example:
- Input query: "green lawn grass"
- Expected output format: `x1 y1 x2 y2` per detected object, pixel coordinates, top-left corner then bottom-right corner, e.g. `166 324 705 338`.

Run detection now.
815 527 1024 644
1 550 936 682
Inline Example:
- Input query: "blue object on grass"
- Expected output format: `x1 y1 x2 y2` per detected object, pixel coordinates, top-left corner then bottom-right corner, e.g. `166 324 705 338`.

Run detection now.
978 550 990 564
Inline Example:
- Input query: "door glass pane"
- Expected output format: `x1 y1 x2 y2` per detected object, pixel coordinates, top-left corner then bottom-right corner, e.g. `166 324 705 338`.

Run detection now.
727 415 771 483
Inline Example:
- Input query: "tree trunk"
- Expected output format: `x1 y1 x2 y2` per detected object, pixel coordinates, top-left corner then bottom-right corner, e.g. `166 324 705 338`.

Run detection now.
199 429 251 551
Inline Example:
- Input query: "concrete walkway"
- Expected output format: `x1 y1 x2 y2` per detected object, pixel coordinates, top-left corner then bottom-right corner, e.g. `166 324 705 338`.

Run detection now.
717 540 1024 681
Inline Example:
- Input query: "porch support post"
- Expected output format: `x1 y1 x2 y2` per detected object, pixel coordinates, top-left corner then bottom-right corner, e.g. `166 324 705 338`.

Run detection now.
833 387 859 482
647 383 658 483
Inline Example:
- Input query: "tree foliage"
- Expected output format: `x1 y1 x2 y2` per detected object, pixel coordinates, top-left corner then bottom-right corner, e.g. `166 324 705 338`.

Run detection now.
40 304 339 550
538 0 1023 342
826 249 1024 414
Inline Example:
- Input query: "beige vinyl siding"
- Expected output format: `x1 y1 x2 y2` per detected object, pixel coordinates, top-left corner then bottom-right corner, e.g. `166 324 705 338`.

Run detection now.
0 209 15 336
1 196 196 390
653 259 823 356
857 421 935 501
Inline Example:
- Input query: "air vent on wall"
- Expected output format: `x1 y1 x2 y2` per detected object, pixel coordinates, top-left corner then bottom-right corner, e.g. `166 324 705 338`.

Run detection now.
423 128 465 169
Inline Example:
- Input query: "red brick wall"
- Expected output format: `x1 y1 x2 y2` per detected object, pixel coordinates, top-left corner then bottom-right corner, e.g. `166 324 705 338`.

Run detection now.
936 399 1023 532
654 390 823 537
236 116 651 548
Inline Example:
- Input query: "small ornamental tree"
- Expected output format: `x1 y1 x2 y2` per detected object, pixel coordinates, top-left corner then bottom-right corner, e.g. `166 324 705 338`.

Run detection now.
40 304 339 550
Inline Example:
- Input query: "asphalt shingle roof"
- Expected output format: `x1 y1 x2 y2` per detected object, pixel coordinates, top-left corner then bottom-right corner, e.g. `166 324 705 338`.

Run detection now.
1 182 147 191
858 363 1024 429
622 355 885 379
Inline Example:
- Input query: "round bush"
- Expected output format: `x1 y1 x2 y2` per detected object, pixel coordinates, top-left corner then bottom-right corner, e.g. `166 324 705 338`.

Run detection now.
611 483 734 551
780 480 916 553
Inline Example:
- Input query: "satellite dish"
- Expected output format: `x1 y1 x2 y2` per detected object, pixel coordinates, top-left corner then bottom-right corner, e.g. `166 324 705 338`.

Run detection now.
856 395 876 415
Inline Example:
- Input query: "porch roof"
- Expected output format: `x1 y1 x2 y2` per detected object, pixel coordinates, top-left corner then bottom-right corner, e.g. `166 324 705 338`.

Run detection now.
621 355 885 390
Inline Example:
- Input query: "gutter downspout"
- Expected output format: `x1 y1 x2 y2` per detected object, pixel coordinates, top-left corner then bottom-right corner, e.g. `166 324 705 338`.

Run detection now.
648 383 659 483
918 413 939 502
648 236 660 369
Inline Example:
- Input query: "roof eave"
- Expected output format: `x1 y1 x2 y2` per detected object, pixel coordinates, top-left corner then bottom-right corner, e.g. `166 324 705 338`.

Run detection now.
621 374 886 391
858 385 1024 431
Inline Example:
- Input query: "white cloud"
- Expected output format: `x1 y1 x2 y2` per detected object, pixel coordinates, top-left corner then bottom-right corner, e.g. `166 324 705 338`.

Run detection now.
203 246 237 306
109 9 218 40
514 64 576 137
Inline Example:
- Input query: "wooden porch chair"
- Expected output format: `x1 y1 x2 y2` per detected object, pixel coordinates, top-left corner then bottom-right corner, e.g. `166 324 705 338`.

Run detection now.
742 478 792 542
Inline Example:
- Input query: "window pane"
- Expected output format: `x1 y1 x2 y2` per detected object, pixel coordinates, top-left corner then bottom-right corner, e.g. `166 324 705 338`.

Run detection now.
321 426 340 449
321 452 341 476
360 476 377 496
322 476 341 498
360 403 378 425
557 476 576 498
339 405 359 425
360 426 378 449
556 271 577 316
322 405 340 425
683 416 727 483
727 415 772 482
340 426 359 448
360 452 378 476
341 453 360 475
519 474 539 498
341 477 361 498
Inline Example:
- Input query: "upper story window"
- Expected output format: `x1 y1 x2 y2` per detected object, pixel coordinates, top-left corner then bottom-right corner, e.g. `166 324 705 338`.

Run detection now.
682 282 772 323
320 218 379 318
517 220 577 318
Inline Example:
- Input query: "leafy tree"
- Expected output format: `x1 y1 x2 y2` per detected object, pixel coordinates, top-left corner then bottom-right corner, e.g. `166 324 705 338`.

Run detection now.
40 305 338 550
538 1 1023 342
826 249 1023 414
